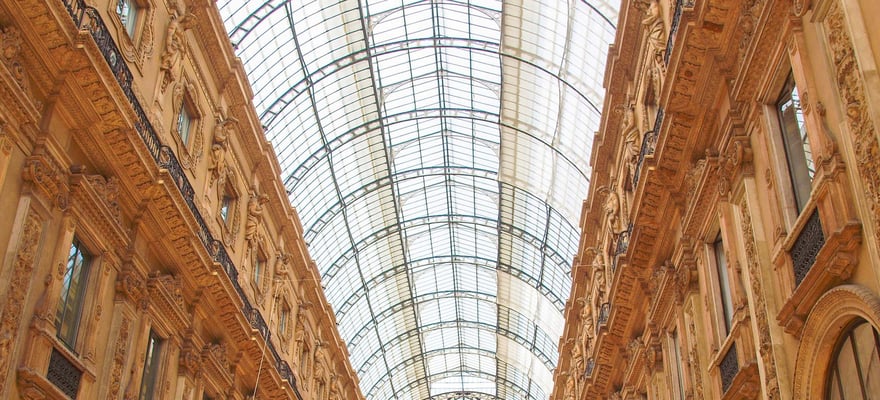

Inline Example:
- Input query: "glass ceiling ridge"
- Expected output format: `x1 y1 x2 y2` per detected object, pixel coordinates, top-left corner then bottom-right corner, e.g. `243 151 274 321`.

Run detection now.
217 0 618 398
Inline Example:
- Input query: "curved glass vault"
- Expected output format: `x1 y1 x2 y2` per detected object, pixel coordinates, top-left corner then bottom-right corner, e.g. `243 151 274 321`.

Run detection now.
217 1 616 398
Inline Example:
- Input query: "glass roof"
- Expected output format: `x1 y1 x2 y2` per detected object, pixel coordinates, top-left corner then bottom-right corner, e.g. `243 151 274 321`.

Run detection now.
217 1 616 398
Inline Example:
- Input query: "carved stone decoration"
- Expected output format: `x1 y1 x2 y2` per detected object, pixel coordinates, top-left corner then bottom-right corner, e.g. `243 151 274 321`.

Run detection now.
735 0 767 67
824 0 880 254
170 80 204 170
640 0 668 95
22 147 68 210
115 262 146 308
600 186 626 234
740 199 781 399
179 338 202 378
685 314 704 400
159 11 193 92
0 210 42 397
792 0 811 17
109 316 131 399
684 158 707 200
621 105 641 179
0 26 31 96
85 174 121 222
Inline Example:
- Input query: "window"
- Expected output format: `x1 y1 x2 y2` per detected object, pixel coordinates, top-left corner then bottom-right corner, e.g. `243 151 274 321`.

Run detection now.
672 330 686 400
220 191 233 224
280 304 290 334
777 73 814 213
713 234 734 336
826 320 880 399
55 239 91 350
138 330 163 400
253 253 265 289
116 0 138 37
177 102 193 145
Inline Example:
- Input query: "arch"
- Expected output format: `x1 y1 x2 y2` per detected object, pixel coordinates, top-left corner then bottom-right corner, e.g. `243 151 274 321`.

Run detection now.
793 284 880 399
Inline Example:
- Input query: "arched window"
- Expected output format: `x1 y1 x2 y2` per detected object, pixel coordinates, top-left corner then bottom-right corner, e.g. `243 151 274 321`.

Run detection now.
827 320 880 399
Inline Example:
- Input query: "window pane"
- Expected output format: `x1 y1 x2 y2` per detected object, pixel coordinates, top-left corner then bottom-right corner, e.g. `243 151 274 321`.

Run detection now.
55 239 91 350
777 74 813 213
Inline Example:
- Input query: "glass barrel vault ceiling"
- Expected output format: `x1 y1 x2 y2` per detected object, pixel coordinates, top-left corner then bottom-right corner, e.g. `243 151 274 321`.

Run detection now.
217 0 617 399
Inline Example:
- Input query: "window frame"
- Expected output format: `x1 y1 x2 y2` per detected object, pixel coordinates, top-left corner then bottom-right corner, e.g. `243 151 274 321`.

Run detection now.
138 329 165 400
670 328 687 400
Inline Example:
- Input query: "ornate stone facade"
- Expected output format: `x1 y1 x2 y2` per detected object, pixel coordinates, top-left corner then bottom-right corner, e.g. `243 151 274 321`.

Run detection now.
552 0 880 399
0 1 362 399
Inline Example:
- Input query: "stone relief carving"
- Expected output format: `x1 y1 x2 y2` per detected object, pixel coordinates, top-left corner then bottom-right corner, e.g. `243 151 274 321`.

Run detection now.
824 0 880 253
0 210 42 397
245 189 269 257
209 118 234 186
85 173 121 222
110 316 132 398
160 10 193 93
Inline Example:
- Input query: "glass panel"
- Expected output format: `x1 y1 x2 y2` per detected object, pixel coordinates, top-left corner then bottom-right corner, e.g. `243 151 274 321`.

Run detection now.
56 239 91 350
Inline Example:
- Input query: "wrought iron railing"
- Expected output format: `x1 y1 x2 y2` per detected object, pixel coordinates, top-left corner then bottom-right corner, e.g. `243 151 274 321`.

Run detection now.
60 1 300 397
47 348 82 398
791 209 825 286
719 343 738 393
664 0 685 65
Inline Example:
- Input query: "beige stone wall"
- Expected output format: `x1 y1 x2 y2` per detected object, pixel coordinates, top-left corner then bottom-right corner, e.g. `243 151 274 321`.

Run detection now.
0 0 361 399
553 0 880 399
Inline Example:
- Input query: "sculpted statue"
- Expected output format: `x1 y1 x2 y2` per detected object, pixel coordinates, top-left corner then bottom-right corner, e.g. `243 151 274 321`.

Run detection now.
160 12 193 91
245 190 268 250
603 188 623 234
209 118 234 185
621 106 641 178
642 0 666 59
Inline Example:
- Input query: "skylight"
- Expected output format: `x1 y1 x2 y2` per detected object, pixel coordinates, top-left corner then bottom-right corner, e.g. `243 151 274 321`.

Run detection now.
217 1 617 398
